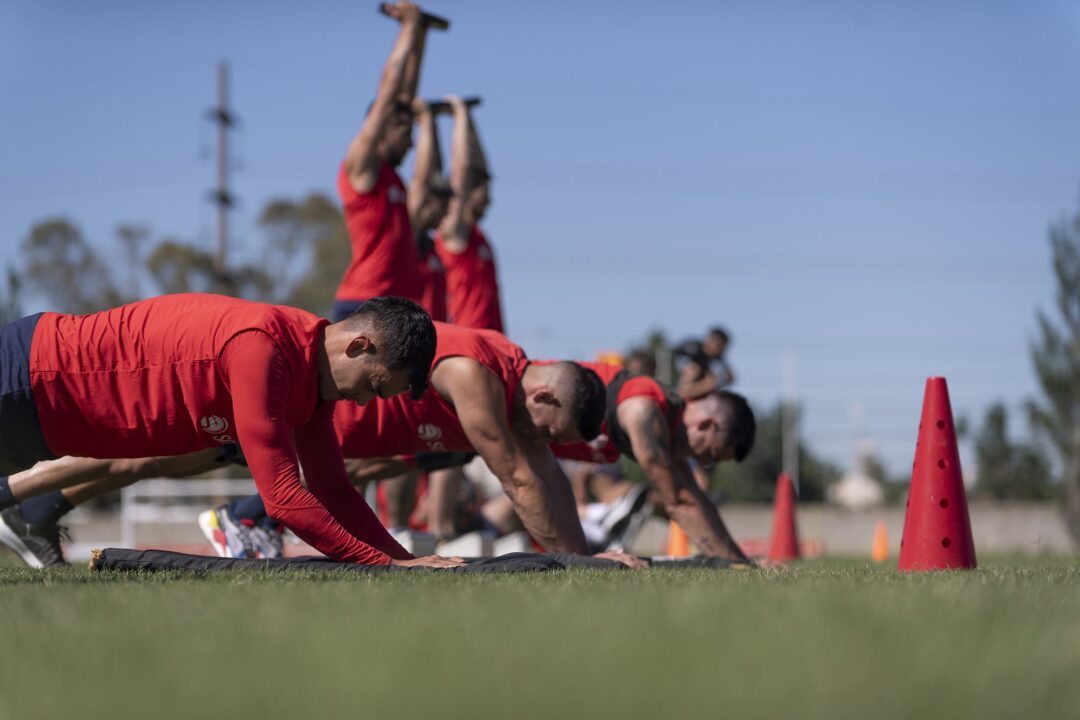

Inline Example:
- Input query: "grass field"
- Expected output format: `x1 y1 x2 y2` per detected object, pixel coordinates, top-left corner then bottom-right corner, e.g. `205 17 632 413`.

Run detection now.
1 555 1078 720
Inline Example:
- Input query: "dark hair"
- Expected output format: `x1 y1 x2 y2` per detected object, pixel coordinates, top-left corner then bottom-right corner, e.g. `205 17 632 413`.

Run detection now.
344 297 436 399
708 326 730 344
627 347 657 376
717 390 755 462
564 362 607 441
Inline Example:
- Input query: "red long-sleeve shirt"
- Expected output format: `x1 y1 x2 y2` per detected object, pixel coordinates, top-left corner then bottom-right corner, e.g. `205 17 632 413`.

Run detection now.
29 293 408 564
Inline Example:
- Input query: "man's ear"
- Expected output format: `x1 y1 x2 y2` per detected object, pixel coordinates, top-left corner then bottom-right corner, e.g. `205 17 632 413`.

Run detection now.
531 385 558 406
346 335 373 358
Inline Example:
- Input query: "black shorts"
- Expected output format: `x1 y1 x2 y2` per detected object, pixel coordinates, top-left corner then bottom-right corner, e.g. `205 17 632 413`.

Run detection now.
0 314 58 474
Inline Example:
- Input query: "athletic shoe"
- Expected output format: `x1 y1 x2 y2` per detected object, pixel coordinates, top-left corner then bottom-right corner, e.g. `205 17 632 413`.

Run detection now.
251 520 285 559
198 505 257 558
0 506 69 568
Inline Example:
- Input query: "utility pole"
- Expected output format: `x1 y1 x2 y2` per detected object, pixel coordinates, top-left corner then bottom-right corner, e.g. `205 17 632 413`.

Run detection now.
206 60 236 274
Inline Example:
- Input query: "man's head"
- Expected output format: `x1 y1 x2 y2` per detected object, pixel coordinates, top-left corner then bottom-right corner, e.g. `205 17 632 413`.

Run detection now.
323 296 436 405
463 170 491 224
415 175 452 231
703 326 730 359
682 390 755 466
522 361 606 444
378 102 415 168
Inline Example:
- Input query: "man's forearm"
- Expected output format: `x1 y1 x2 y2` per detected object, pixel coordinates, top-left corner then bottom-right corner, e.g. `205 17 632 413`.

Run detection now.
504 471 588 554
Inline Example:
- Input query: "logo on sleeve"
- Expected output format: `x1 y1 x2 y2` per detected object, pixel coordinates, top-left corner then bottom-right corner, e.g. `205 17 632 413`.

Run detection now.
200 416 229 434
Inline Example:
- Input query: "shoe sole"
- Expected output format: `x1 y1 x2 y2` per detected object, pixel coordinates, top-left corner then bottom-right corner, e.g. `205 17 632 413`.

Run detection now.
197 510 232 558
0 516 45 569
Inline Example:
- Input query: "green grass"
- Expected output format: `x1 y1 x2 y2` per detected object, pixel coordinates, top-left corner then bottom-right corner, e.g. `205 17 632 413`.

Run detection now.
1 555 1078 719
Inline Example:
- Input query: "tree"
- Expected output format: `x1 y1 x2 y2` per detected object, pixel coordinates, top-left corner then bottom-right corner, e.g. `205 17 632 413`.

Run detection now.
0 268 21 325
145 239 271 300
20 219 124 313
257 193 350 316
973 402 1053 500
1030 199 1080 542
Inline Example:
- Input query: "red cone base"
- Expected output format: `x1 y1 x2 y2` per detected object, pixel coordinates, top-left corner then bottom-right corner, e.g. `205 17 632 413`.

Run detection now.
768 472 800 562
898 377 977 571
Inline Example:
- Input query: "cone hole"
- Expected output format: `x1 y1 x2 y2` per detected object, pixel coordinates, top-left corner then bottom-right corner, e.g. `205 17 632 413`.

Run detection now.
936 420 946 430
937 458 947 469
941 537 951 548
939 498 949 508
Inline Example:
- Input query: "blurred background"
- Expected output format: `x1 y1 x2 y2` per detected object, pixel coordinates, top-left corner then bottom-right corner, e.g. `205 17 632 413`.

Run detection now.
2 1 1077 549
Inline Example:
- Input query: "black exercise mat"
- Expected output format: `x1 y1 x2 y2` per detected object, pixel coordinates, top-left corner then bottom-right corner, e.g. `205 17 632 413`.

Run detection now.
89 548 563 574
544 553 744 569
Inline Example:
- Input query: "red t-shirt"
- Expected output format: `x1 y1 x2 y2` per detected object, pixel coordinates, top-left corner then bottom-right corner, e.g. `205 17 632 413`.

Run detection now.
549 361 676 463
336 161 420 302
29 293 408 565
417 240 448 322
434 224 504 331
334 322 528 456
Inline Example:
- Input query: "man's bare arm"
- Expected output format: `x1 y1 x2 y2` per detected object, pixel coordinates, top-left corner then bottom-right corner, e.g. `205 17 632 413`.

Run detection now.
436 96 475 253
618 398 749 562
677 361 719 402
433 357 589 553
407 101 440 222
344 2 422 194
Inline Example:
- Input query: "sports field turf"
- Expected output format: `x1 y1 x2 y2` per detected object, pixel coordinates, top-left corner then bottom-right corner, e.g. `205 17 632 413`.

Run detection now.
1 555 1077 719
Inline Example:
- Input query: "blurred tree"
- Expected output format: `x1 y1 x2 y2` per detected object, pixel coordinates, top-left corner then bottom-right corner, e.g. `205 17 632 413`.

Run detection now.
145 239 271 300
973 402 1053 500
1029 202 1080 542
20 219 124 313
0 269 22 325
116 223 150 300
257 193 350 316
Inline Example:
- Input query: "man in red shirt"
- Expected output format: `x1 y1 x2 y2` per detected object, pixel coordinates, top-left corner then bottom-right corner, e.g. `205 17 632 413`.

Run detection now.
435 96 503 332
334 1 438 321
0 294 461 569
550 362 755 563
0 323 646 567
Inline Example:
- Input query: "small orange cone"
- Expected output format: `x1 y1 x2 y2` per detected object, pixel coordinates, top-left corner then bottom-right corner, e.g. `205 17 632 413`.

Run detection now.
666 520 690 557
768 472 800 562
871 521 889 563
898 377 977 571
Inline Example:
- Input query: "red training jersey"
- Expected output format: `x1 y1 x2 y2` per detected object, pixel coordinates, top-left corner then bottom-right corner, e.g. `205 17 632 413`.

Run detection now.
434 224 504 332
548 361 676 463
29 293 408 565
336 160 420 302
334 322 528 457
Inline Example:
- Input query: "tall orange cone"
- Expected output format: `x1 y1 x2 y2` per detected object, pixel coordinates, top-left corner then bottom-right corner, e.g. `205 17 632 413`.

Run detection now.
898 377 976 571
666 520 690 557
871 521 889 563
768 472 800 561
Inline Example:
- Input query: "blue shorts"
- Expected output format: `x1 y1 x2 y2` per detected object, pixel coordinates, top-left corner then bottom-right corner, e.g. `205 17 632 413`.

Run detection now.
331 299 367 323
0 314 58 474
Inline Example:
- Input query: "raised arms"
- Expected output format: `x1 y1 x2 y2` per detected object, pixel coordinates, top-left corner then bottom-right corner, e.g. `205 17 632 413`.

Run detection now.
344 2 424 194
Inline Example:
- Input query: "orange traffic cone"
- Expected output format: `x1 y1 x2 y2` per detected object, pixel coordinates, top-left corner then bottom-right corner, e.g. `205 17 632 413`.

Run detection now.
666 520 690 557
768 472 800 562
871 521 889 563
897 377 976 571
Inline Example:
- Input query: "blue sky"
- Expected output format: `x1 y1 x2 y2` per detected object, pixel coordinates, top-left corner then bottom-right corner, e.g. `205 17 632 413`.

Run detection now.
2 1 1077 477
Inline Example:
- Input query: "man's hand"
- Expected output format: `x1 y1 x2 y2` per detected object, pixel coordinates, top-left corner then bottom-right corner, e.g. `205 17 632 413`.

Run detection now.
381 1 423 25
390 554 466 568
595 550 649 569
